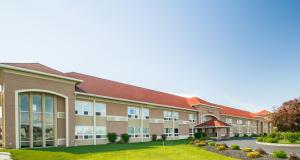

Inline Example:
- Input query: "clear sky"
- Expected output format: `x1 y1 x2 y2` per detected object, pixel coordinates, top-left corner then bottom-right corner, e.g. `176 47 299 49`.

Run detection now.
1 0 300 112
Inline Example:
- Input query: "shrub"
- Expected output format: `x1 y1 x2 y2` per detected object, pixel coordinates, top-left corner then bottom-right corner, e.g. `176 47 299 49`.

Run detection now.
161 134 167 141
242 148 253 152
195 141 206 147
273 150 288 158
208 142 216 146
243 134 248 138
230 144 240 150
116 139 125 144
216 146 226 151
246 151 261 158
234 133 240 137
194 132 206 139
266 138 278 143
107 132 117 143
256 137 264 142
289 152 300 160
255 148 267 155
187 136 194 143
151 134 157 141
121 133 130 143
251 133 258 137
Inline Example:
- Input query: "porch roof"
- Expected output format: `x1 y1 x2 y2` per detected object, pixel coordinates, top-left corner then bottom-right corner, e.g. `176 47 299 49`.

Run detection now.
195 118 230 128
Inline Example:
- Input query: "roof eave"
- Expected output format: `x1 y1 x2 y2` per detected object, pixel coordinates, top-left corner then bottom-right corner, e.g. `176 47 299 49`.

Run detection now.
0 64 83 83
75 91 197 112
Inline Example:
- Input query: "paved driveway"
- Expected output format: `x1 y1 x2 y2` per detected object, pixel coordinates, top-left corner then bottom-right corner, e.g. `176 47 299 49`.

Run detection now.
217 139 300 155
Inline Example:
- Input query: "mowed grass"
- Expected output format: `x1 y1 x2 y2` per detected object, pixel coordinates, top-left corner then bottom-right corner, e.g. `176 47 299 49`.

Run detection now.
5 140 236 160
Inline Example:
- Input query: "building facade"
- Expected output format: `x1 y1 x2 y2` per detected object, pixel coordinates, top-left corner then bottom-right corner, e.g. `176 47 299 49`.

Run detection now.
0 63 271 149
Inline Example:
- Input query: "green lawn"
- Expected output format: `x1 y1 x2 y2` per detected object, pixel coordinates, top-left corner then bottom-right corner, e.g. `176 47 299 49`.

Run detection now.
5 140 236 160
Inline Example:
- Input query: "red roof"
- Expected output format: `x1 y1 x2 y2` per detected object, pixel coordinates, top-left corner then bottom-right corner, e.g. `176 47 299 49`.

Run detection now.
255 110 270 116
1 63 268 116
1 63 66 76
65 72 196 110
195 118 230 128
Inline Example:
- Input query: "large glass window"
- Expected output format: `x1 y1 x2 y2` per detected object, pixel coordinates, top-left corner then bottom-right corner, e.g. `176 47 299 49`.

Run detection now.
143 128 150 137
75 101 93 116
95 103 106 116
32 95 42 147
164 128 173 136
19 93 30 148
45 95 54 146
128 127 141 137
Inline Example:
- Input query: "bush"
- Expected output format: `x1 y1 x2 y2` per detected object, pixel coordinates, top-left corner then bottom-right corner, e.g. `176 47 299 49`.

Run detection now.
273 150 288 158
161 134 167 141
289 152 300 160
243 134 248 138
116 139 125 144
121 133 130 143
251 133 258 137
266 138 278 143
216 146 226 151
246 151 261 158
242 148 253 152
194 132 206 139
234 133 240 137
255 148 267 155
187 136 194 143
208 142 216 146
151 134 157 141
256 137 264 142
107 132 117 143
195 141 206 147
230 144 240 150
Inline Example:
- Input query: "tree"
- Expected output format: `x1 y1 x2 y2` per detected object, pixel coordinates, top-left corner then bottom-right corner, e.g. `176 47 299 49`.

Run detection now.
269 98 300 132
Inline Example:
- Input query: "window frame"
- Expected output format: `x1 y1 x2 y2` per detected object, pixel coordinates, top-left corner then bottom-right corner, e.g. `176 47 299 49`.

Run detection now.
128 107 140 119
163 111 172 121
75 101 93 116
189 114 196 122
95 102 106 117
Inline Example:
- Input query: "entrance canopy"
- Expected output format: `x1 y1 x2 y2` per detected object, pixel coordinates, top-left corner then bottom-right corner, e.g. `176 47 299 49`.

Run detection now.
195 118 230 128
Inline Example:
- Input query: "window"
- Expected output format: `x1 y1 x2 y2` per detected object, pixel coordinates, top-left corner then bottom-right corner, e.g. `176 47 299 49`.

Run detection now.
32 95 42 147
75 126 93 140
173 112 179 121
75 101 93 116
163 111 172 121
95 126 106 139
164 128 173 136
142 108 149 119
143 128 150 137
237 119 243 125
226 118 232 124
189 114 196 122
189 128 194 136
95 103 106 116
128 127 141 137
19 93 30 148
246 121 251 126
174 128 179 136
200 116 207 123
128 107 140 119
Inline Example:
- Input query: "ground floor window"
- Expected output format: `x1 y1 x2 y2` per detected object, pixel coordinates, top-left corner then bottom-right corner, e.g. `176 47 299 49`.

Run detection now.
75 126 93 140
174 128 179 136
164 128 173 137
95 126 106 139
128 127 141 137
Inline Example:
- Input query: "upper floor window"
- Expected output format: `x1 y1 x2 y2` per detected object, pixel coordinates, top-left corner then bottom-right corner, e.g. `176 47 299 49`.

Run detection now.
128 107 140 119
226 118 232 124
246 121 251 126
173 112 179 121
95 103 106 116
142 108 149 119
189 114 196 122
75 101 93 116
237 119 243 124
163 111 172 120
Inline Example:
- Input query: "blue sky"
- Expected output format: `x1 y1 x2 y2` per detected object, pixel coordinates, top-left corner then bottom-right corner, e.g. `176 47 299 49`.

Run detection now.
1 0 300 112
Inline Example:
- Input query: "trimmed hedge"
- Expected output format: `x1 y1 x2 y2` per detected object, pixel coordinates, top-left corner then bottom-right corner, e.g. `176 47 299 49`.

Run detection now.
107 132 118 143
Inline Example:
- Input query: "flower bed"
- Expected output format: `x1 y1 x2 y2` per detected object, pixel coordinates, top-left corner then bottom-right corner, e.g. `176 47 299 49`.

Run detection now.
257 132 300 144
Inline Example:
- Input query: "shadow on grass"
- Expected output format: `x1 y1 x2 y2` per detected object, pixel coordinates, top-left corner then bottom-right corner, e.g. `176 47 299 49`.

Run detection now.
30 139 188 154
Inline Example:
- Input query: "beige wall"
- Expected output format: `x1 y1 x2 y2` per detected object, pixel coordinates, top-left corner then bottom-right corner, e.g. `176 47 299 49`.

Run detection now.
2 70 76 148
195 105 220 119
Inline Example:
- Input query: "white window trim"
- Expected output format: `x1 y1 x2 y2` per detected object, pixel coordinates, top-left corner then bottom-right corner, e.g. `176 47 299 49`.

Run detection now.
128 107 140 119
75 101 93 116
163 111 172 121
95 102 106 117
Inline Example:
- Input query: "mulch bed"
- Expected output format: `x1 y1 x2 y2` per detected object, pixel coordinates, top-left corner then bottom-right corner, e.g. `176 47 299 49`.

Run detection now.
202 146 282 160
